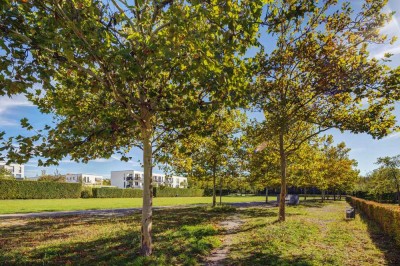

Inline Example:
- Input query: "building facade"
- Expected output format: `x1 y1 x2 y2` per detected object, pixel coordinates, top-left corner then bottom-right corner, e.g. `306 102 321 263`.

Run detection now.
111 170 187 189
66 173 103 185
0 162 24 179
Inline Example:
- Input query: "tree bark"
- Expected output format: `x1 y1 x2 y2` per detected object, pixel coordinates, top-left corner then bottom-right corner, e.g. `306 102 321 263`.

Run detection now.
212 161 216 207
265 187 269 203
279 132 286 222
141 129 153 256
219 174 222 205
321 190 325 202
396 182 400 206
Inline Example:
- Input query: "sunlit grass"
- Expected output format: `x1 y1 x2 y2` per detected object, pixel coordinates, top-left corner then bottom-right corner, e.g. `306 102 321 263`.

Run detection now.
227 200 400 266
0 207 233 265
0 196 266 214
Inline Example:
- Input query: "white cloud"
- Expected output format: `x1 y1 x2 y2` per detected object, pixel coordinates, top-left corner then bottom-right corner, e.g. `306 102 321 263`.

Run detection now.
369 7 400 59
0 95 34 126
383 132 400 140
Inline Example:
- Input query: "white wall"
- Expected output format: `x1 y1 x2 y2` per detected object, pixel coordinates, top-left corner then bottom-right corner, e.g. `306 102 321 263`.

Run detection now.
111 170 187 189
66 173 103 185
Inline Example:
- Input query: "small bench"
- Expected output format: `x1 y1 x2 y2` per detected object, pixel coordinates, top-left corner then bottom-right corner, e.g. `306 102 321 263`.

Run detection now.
277 194 300 205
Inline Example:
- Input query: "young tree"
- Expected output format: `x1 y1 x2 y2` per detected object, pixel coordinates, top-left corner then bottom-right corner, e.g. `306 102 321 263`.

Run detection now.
254 0 399 221
0 168 14 180
375 155 400 205
161 109 246 207
0 0 263 255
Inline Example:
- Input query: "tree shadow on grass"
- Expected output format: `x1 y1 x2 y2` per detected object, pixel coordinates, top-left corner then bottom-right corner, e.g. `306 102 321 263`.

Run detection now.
223 249 315 266
0 207 234 266
357 212 400 266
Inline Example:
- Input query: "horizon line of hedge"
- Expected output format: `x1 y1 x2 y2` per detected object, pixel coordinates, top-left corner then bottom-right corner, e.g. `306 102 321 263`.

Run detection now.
0 179 81 199
347 196 400 247
0 180 205 199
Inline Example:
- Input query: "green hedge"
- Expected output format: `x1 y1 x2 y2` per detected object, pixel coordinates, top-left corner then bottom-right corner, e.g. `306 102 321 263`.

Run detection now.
92 187 143 198
81 186 93 198
0 179 81 199
347 196 400 246
153 187 204 197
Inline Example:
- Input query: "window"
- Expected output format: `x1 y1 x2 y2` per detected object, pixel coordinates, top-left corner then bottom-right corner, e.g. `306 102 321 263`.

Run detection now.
135 182 138 186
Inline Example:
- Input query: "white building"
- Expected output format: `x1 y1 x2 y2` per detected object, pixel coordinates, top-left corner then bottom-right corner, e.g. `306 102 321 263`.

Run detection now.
111 170 187 189
66 173 103 185
0 162 24 179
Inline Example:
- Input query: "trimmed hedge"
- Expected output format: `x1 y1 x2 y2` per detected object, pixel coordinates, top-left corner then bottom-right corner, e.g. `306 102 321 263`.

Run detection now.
81 186 93 198
0 179 81 199
153 187 204 197
347 196 400 246
92 187 143 198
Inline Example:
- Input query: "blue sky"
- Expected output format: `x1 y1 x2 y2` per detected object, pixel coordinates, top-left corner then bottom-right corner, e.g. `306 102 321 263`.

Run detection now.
0 0 399 178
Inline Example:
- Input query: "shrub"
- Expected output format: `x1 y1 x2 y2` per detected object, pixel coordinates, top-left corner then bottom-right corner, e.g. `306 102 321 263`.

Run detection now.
81 186 93 198
92 187 143 198
347 196 400 246
153 187 204 197
0 179 81 199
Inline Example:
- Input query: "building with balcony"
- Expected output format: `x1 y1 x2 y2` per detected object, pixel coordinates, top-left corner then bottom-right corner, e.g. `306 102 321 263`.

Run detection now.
0 162 24 179
66 173 103 185
111 170 187 189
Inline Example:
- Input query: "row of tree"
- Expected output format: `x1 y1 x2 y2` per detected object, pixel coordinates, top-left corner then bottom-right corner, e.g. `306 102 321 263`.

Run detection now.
165 110 359 205
1 0 399 256
356 155 400 205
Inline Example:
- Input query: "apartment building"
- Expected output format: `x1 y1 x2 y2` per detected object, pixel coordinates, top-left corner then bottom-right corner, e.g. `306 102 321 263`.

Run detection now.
111 170 187 189
66 173 103 185
0 162 24 179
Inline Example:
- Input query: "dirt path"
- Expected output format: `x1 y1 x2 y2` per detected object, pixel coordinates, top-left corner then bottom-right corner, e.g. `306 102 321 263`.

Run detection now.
204 215 244 266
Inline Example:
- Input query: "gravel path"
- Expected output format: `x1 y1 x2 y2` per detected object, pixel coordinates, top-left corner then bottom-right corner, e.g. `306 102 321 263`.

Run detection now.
204 215 244 266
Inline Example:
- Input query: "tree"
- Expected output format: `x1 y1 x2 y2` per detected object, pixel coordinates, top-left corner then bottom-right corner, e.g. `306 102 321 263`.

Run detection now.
102 179 111 186
0 0 264 255
0 168 14 180
253 0 399 221
37 174 66 182
161 109 246 207
375 155 400 205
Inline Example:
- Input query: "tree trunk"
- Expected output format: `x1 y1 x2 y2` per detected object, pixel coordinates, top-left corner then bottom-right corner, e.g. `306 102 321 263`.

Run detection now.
265 187 268 203
321 190 325 202
212 161 216 207
278 132 287 222
396 182 400 206
333 190 336 201
141 129 153 256
304 188 307 201
219 174 222 205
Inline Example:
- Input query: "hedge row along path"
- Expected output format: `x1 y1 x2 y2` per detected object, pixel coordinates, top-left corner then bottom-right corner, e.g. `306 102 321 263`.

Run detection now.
0 201 272 219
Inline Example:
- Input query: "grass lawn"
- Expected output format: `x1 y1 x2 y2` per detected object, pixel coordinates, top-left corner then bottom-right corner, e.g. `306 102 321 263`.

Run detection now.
228 200 400 266
1 200 398 265
0 196 268 214
0 206 235 265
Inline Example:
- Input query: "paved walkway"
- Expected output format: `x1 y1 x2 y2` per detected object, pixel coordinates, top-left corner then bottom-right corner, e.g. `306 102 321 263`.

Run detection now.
0 201 276 219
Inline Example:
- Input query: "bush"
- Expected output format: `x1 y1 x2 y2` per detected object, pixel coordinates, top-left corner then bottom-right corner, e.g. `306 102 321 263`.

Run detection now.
153 187 204 197
92 187 143 198
0 179 81 199
347 196 400 246
81 186 93 198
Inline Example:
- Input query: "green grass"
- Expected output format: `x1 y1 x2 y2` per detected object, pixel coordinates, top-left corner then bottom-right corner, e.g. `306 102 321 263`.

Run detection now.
0 206 235 265
0 196 267 214
227 200 400 266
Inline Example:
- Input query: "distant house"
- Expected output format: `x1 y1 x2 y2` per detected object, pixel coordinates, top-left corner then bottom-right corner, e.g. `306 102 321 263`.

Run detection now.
0 162 24 179
66 173 103 185
111 170 187 189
